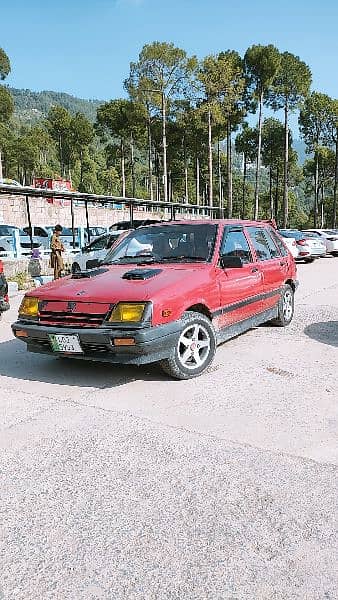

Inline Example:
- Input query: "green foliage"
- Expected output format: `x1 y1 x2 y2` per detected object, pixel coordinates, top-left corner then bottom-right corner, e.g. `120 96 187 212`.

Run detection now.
244 44 281 97
0 86 14 123
0 48 11 80
268 52 312 111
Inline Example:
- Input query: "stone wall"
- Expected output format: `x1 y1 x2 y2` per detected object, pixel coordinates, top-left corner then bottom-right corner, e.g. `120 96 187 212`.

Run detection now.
0 194 164 228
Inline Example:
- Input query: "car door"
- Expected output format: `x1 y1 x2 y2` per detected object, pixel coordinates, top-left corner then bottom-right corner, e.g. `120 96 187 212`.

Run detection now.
217 226 264 328
245 226 285 311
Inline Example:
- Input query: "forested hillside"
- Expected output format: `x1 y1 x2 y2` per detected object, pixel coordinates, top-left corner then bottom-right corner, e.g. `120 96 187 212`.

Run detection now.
9 88 102 123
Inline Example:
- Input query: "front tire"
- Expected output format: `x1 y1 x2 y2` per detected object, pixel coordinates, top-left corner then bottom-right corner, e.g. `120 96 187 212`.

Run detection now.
160 311 216 380
271 284 294 327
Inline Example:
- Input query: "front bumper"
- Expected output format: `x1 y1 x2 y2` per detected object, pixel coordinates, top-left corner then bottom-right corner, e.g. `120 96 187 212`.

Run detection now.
12 320 183 365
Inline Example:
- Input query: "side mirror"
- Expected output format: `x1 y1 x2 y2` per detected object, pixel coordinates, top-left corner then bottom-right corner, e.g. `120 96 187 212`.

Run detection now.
220 255 243 269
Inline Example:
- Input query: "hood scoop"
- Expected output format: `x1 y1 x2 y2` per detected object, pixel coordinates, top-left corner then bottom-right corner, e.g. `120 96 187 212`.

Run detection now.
122 268 162 281
72 267 109 279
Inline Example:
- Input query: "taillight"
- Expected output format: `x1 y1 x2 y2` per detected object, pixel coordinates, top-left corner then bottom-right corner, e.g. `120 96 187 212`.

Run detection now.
297 239 307 246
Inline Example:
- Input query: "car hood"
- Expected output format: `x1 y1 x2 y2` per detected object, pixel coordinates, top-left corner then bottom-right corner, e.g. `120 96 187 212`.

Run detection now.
27 263 212 303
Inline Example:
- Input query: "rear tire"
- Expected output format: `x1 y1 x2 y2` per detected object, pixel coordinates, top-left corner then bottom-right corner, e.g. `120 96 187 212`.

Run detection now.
160 311 216 380
71 262 81 274
271 284 294 327
304 257 314 263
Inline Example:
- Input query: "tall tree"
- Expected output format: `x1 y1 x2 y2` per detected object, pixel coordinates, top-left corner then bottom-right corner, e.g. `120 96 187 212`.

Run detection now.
46 105 72 177
0 47 13 179
299 92 333 226
126 42 197 203
96 98 145 197
327 98 338 228
268 52 311 226
69 113 94 191
235 123 258 217
244 44 281 218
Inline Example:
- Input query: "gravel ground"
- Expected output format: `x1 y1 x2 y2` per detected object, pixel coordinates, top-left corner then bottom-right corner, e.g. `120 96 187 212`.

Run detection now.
0 257 337 600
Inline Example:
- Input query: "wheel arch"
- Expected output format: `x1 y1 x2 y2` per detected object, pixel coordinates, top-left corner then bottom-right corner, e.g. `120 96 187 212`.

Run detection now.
185 303 212 321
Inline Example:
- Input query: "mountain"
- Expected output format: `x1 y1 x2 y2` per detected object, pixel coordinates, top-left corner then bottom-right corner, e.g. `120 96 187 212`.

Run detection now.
9 87 103 124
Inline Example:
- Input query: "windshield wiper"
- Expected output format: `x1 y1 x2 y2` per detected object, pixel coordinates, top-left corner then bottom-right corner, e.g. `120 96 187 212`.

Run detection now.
105 253 158 265
159 255 206 262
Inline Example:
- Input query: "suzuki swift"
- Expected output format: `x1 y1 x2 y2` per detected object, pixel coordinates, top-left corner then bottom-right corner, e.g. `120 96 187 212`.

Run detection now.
12 220 298 379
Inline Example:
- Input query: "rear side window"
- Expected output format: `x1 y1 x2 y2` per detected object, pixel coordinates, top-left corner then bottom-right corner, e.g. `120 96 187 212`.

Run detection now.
246 227 277 261
269 229 288 256
262 229 281 258
220 228 252 263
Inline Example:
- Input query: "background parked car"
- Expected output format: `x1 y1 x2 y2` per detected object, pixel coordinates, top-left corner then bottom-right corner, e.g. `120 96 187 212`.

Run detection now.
0 259 9 319
303 229 338 256
276 231 299 258
279 229 326 262
0 225 43 255
71 231 123 272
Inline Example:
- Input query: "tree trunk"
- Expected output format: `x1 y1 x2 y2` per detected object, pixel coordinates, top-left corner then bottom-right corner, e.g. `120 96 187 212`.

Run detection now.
275 167 279 223
314 149 319 227
121 139 126 197
333 129 338 228
283 101 289 227
226 120 232 218
130 132 136 197
183 136 188 203
161 92 168 203
269 165 273 219
217 138 222 210
196 156 200 205
207 108 213 206
320 184 325 228
242 153 247 219
168 170 172 202
58 134 63 177
147 118 153 202
0 148 3 180
254 89 264 219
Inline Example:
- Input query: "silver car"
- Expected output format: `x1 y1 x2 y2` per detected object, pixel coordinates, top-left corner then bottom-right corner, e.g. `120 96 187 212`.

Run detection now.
279 229 326 262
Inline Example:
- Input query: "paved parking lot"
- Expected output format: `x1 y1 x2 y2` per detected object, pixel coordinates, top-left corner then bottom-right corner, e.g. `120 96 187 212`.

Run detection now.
1 257 337 599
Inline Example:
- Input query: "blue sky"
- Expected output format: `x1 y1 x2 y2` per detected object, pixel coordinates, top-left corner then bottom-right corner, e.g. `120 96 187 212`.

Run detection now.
1 0 338 110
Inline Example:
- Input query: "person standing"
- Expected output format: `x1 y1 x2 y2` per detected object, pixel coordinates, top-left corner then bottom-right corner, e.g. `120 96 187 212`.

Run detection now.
50 224 65 279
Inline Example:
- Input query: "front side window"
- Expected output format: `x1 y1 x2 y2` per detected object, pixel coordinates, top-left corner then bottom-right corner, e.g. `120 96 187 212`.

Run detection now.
246 227 273 261
104 224 217 265
220 228 252 263
88 236 109 251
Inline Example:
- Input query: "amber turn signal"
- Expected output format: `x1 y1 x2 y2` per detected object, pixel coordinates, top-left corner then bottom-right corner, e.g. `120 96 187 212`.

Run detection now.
19 296 39 317
113 338 135 346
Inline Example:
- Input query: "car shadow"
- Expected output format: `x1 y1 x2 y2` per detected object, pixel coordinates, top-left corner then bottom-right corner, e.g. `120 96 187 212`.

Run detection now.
304 321 338 348
0 338 167 388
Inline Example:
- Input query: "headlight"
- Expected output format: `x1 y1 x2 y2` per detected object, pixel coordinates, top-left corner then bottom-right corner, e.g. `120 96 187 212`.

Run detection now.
19 296 39 317
108 302 147 323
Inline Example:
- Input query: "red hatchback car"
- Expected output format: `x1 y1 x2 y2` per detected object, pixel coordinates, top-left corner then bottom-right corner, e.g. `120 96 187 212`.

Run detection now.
13 220 298 379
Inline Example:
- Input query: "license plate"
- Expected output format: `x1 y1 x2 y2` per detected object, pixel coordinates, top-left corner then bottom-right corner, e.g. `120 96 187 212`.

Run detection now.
49 334 83 354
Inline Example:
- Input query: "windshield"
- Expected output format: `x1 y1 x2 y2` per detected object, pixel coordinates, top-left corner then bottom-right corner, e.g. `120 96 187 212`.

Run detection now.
0 225 17 236
104 224 217 265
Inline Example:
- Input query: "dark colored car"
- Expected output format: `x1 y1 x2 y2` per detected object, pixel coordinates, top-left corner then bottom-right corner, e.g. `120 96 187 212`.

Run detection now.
13 220 298 379
0 259 10 318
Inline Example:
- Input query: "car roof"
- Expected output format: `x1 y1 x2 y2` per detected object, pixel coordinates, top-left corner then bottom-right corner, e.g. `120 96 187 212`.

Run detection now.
135 219 275 227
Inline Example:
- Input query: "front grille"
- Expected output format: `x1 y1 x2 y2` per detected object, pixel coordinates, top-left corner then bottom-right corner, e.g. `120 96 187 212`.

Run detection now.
38 311 107 327
37 300 113 328
31 337 110 355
